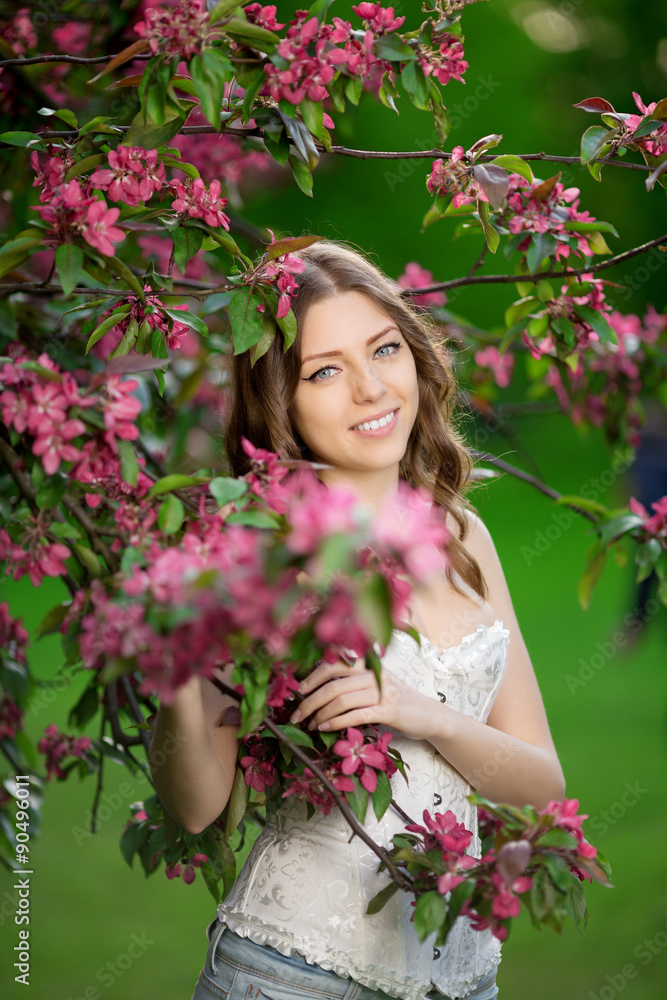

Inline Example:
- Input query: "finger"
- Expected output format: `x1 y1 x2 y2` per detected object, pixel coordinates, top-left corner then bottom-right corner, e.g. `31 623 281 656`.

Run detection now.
291 674 373 724
300 657 365 695
308 687 381 730
314 704 385 732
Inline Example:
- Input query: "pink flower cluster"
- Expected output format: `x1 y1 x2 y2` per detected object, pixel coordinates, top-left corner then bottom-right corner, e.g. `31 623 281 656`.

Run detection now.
332 725 396 793
542 304 666 447
396 261 446 307
261 10 392 106
241 436 292 513
507 175 599 261
0 7 36 56
134 0 212 58
38 723 92 781
629 495 667 542
353 4 405 34
0 518 71 588
93 285 192 358
0 343 147 510
624 92 667 159
474 345 515 389
0 694 24 741
427 147 477 207
165 852 208 884
31 178 125 257
254 234 306 318
0 602 29 665
406 808 478 894
244 4 285 32
170 176 231 230
90 146 166 207
240 733 278 793
419 31 468 87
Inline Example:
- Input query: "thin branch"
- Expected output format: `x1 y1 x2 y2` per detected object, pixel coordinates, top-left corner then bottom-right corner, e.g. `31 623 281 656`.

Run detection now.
470 448 599 522
120 676 153 758
0 53 152 67
90 708 107 834
26 119 655 173
60 494 118 571
400 233 667 297
210 675 414 891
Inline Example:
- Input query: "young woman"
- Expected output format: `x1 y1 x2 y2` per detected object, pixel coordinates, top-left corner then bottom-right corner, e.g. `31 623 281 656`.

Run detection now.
150 242 566 1000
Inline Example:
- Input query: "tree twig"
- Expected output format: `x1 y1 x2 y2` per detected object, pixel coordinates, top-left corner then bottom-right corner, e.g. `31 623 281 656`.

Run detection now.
210 675 414 892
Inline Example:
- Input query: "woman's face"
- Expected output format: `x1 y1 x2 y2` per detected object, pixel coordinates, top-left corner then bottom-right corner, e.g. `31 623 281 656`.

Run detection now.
289 290 419 479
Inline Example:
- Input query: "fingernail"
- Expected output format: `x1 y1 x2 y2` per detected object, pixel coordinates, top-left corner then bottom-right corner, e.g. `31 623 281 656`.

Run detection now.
291 710 301 723
318 722 330 731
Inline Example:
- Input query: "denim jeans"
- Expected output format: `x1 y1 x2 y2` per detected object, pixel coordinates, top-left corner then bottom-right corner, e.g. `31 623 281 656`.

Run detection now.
190 918 499 1000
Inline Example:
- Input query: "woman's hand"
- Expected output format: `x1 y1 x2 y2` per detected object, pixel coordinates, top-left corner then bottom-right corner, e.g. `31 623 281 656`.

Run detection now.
290 656 430 738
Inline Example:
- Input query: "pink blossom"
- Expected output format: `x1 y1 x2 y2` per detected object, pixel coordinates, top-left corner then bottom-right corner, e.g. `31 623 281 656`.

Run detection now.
396 262 446 307
244 4 285 31
32 417 86 475
170 176 230 230
372 482 451 583
353 3 405 34
0 7 37 55
38 723 92 781
474 345 515 388
333 726 390 792
91 146 166 207
285 474 358 554
406 808 473 856
628 495 667 539
267 664 300 707
52 20 92 55
80 200 126 257
240 735 277 793
135 0 212 59
0 694 24 740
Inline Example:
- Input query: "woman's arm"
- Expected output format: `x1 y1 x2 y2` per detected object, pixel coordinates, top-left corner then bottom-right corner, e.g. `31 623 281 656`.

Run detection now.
149 663 241 835
293 512 566 810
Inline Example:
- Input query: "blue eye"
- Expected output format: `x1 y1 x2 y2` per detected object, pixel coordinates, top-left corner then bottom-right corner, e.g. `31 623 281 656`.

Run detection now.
303 341 401 383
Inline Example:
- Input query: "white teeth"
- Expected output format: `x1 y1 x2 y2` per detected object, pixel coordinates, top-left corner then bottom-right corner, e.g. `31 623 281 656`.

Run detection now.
353 410 396 432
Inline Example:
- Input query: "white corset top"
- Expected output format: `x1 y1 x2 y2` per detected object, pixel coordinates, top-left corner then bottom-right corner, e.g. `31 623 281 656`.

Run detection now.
218 618 511 1000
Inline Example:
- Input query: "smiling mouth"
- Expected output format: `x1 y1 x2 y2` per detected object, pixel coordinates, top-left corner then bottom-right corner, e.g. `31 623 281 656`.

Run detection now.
350 409 398 432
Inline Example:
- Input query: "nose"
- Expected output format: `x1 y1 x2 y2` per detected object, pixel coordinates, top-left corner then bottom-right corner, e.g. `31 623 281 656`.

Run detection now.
351 364 387 405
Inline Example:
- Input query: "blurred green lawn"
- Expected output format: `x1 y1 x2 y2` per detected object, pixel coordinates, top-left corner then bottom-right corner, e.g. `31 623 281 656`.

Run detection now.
2 409 666 1000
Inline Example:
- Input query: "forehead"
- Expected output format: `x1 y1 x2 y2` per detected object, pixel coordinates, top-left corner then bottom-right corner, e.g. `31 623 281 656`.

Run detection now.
300 290 398 355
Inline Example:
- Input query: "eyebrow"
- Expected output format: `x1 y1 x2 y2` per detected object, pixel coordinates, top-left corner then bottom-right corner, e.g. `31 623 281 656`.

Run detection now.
301 325 401 366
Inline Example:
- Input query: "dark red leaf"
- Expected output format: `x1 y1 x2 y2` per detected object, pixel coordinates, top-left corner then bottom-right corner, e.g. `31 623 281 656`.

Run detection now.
572 97 616 114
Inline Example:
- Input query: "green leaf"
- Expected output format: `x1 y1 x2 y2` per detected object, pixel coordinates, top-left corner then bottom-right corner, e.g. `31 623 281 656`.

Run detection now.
229 289 265 353
266 234 323 262
429 80 450 145
536 828 578 849
300 98 325 141
162 306 209 339
366 880 400 915
124 104 194 149
580 125 614 164
401 62 429 110
172 225 204 273
276 307 297 351
571 304 617 345
226 509 280 528
578 546 607 611
158 494 185 534
105 254 145 303
209 476 248 507
526 233 558 275
375 34 417 61
209 0 242 22
279 112 320 172
117 439 139 488
489 155 534 185
190 49 233 130
242 68 267 123
274 724 315 748
224 767 248 838
36 601 71 638
413 891 446 943
0 131 42 147
148 473 209 497
73 543 102 578
478 201 500 254
562 220 619 238
108 316 139 360
345 781 369 823
250 312 277 366
85 305 132 354
35 474 68 511
371 770 392 821
222 16 280 50
120 821 145 868
564 871 588 931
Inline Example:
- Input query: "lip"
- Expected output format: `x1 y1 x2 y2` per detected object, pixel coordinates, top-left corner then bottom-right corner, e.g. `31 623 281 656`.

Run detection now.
349 407 399 438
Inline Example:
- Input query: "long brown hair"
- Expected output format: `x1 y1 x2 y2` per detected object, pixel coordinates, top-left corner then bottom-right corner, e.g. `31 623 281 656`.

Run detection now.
223 240 488 602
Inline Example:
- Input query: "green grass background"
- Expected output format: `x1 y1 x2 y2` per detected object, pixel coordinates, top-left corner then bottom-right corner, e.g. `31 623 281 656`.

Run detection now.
2 0 667 997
